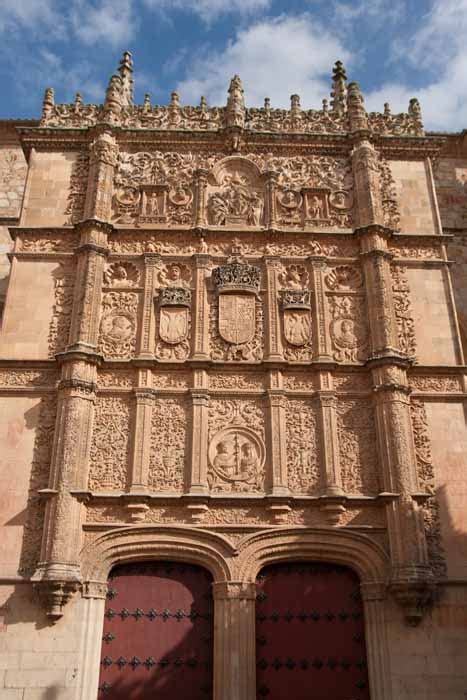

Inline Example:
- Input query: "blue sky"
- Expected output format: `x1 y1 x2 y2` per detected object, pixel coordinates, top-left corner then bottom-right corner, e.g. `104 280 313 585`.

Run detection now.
0 0 465 131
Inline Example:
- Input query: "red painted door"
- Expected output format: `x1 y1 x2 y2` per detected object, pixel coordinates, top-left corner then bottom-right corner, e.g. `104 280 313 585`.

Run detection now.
256 562 370 700
98 562 213 699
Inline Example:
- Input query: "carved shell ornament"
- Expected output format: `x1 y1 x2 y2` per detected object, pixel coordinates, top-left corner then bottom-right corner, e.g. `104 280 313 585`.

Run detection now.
104 261 140 287
325 265 363 291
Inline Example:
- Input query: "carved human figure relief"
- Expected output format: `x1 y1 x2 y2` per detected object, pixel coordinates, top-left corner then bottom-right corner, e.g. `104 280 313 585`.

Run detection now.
207 156 265 227
99 292 138 359
208 399 265 492
329 296 368 363
103 261 140 287
156 262 191 289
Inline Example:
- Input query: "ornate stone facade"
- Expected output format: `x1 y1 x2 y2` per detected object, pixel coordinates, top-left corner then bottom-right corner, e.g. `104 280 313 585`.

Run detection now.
0 52 467 700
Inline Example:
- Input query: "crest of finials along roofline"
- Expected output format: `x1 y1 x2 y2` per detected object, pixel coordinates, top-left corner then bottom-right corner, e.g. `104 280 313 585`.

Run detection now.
39 51 424 137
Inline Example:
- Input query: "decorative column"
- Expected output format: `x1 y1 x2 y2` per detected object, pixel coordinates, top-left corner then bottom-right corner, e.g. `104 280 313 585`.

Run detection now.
192 253 211 360
138 253 160 358
264 256 283 361
128 390 153 494
188 370 210 496
348 81 435 623
212 582 256 700
33 361 97 620
360 583 392 700
83 131 118 222
309 256 333 361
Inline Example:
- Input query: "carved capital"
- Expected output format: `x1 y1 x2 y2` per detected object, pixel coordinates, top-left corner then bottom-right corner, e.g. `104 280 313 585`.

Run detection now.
212 581 256 600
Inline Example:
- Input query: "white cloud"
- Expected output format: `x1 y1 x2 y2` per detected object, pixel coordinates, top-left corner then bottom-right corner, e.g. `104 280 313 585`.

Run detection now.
175 14 351 108
0 0 65 35
70 0 139 47
143 0 271 24
365 0 467 131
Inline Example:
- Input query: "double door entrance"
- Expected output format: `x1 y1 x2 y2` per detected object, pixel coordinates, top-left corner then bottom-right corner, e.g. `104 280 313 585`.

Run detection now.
98 561 370 699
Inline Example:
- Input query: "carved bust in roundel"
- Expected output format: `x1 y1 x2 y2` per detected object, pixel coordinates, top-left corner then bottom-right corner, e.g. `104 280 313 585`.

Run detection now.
207 156 265 227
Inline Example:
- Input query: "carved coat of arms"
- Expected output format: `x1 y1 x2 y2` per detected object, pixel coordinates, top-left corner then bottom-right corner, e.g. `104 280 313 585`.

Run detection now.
157 287 191 347
218 294 255 345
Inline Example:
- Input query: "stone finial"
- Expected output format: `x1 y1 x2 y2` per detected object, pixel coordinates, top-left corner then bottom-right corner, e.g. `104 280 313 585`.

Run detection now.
330 60 347 114
264 97 271 111
103 74 123 124
408 97 423 131
290 94 301 117
347 81 368 132
226 74 245 128
200 95 208 112
169 91 181 126
42 87 55 120
322 98 329 113
118 50 134 106
143 93 151 111
384 102 391 117
73 93 83 112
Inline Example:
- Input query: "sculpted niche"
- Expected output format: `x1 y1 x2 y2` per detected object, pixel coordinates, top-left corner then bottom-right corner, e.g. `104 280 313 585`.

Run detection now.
207 156 265 227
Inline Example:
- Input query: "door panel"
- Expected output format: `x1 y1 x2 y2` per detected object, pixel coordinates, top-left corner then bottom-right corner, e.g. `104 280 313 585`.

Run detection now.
256 562 370 700
98 562 213 699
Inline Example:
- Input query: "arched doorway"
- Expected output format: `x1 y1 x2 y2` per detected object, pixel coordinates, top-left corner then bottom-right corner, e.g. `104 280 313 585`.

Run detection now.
97 561 213 699
255 562 370 700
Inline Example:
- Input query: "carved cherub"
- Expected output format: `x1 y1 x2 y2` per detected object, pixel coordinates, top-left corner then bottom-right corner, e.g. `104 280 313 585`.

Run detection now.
279 265 308 290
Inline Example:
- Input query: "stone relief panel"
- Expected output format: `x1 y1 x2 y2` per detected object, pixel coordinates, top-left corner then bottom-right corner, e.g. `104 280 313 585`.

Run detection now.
98 291 139 360
65 152 89 224
333 372 372 392
266 154 353 228
283 371 318 392
112 151 208 225
153 262 192 361
148 398 187 492
88 396 131 491
279 265 313 362
48 261 75 357
152 370 190 389
0 148 27 217
379 157 401 231
337 400 380 495
0 369 59 388
285 399 320 494
325 265 368 364
391 265 417 357
16 230 79 253
18 395 57 576
207 157 264 227
208 398 266 492
410 399 447 578
409 374 462 393
209 371 264 391
96 370 136 389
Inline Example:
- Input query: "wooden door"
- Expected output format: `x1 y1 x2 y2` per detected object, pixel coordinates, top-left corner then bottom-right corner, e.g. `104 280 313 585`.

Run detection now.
98 561 213 699
256 562 370 700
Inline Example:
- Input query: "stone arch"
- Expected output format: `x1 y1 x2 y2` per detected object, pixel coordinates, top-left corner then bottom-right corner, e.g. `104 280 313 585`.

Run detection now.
211 155 263 186
236 527 389 583
81 525 236 586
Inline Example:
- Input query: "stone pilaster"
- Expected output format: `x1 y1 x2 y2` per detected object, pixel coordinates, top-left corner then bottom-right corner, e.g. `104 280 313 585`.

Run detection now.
360 230 400 357
309 256 333 361
212 582 256 700
188 377 210 495
138 253 160 358
67 221 110 353
192 254 211 360
315 379 344 506
266 376 288 496
264 256 283 361
373 366 434 624
128 389 153 493
33 360 97 620
351 137 383 229
83 131 118 222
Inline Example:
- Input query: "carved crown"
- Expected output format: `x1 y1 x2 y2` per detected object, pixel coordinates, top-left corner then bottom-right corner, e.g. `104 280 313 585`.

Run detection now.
280 290 311 310
158 287 191 307
212 256 260 294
